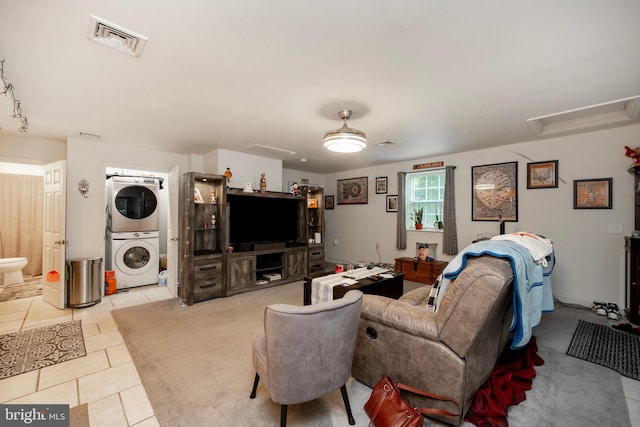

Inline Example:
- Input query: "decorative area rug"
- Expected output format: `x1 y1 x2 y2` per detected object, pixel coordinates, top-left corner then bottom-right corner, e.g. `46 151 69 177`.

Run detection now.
0 320 86 380
567 320 640 380
0 276 43 302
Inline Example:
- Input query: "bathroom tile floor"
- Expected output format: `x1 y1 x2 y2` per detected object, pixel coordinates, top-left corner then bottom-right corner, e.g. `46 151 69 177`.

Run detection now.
0 284 173 426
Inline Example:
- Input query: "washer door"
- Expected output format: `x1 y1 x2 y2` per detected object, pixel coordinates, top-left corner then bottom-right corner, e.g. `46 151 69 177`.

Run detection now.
114 240 157 275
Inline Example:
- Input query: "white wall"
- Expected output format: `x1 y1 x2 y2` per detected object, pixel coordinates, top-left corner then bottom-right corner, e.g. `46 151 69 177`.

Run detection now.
203 149 283 191
323 123 640 308
282 169 326 192
0 134 66 164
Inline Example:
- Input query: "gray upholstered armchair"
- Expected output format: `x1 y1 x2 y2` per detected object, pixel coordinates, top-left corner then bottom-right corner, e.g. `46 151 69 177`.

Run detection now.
250 290 363 426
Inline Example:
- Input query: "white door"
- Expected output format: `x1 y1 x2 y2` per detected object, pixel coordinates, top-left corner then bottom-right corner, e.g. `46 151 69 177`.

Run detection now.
42 160 67 309
166 166 179 297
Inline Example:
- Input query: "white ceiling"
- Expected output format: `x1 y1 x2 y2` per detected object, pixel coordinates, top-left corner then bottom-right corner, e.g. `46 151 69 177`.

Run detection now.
1 1 639 174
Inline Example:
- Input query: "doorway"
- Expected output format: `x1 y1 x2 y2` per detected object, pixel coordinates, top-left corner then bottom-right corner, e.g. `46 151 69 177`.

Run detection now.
105 167 169 290
0 162 45 301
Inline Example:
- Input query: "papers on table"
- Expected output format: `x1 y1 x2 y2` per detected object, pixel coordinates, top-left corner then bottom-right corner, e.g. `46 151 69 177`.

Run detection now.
310 267 389 304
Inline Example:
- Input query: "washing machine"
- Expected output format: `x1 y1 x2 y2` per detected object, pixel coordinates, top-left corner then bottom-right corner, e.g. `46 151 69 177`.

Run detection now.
107 176 160 232
109 231 159 289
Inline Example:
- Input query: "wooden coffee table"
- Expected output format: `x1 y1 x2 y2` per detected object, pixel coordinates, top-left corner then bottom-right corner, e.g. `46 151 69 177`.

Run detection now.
303 270 404 305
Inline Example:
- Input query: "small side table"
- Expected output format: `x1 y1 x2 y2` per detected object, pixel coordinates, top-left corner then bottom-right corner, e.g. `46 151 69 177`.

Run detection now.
394 258 448 285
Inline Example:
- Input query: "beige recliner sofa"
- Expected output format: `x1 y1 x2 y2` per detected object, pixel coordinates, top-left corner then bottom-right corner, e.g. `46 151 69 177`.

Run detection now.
352 255 514 425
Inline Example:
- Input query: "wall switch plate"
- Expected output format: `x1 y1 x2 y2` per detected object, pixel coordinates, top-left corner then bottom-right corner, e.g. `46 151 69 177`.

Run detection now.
607 222 623 234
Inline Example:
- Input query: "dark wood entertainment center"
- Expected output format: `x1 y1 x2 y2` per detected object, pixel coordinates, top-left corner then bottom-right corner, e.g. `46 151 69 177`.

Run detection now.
179 172 325 304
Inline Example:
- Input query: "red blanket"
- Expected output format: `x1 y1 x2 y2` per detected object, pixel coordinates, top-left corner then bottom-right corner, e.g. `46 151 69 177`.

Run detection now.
464 336 544 427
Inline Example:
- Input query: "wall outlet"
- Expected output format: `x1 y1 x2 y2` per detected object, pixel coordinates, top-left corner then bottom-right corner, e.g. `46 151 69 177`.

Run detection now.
607 222 623 234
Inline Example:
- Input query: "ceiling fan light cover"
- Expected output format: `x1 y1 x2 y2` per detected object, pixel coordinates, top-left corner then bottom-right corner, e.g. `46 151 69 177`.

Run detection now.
323 110 367 153
323 128 367 153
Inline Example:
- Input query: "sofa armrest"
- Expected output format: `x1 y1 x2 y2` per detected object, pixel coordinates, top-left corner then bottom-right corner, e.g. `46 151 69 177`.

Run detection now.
360 293 439 341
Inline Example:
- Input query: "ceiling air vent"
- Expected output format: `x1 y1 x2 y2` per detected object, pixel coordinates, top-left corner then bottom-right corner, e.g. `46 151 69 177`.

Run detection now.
88 14 147 57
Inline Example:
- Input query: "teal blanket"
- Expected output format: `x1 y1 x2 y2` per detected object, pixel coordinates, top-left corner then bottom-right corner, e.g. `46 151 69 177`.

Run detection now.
442 240 555 349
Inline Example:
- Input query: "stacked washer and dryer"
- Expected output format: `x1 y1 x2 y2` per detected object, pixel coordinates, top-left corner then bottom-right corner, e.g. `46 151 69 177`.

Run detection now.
106 176 161 289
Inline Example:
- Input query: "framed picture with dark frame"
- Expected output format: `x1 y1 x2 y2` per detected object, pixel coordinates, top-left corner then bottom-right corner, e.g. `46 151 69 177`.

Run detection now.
375 176 388 194
527 160 558 189
471 161 518 221
386 195 398 212
337 176 368 205
573 178 612 209
324 195 334 210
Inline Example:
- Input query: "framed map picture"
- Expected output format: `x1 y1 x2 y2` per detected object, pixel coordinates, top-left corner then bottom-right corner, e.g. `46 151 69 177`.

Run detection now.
573 178 612 209
471 162 518 221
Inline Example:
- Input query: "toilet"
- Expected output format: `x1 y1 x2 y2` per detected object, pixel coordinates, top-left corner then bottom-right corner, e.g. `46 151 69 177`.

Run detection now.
0 257 28 286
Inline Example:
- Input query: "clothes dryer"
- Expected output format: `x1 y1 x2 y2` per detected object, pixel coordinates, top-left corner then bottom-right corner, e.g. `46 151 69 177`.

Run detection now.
108 176 160 232
109 231 159 289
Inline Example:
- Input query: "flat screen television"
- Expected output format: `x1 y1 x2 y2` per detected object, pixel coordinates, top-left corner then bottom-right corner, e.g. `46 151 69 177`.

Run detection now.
227 194 301 250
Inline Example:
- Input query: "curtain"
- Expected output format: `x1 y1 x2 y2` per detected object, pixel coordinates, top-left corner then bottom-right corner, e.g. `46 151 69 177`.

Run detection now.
396 171 407 249
0 174 43 278
442 165 458 255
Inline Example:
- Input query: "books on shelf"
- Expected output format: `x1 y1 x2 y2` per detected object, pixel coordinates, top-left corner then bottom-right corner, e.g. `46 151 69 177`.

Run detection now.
262 272 282 281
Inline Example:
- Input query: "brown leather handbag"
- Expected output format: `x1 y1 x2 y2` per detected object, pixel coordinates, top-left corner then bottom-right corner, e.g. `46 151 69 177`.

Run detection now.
364 376 462 427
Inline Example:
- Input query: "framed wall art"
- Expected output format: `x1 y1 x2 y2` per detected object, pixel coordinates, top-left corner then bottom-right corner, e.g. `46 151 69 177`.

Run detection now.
527 160 558 189
573 178 612 209
386 195 398 212
471 161 518 221
324 195 334 210
337 176 368 205
375 176 388 194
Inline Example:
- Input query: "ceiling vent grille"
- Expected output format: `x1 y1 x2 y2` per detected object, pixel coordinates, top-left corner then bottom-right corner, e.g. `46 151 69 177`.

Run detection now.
88 15 147 57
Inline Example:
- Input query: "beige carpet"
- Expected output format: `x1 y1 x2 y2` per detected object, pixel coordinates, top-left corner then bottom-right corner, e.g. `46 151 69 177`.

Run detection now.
112 281 631 427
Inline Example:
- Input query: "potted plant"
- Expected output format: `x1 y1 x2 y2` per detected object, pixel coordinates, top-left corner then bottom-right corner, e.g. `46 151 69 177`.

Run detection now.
411 206 424 230
435 214 443 230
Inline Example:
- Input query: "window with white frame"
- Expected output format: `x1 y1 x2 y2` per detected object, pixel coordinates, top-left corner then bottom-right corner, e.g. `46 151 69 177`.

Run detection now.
405 169 446 230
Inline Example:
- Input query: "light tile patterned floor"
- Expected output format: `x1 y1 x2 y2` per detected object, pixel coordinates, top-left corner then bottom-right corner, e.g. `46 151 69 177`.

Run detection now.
0 284 173 427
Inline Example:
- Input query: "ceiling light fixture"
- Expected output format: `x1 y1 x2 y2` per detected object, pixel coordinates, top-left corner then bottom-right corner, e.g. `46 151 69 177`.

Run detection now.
323 109 367 153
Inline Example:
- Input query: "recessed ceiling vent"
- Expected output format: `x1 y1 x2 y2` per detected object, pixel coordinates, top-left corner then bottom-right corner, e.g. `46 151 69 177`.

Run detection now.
88 14 147 57
526 95 640 137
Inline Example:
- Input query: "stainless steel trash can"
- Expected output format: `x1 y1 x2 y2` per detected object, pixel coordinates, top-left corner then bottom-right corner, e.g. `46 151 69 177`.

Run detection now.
67 257 102 308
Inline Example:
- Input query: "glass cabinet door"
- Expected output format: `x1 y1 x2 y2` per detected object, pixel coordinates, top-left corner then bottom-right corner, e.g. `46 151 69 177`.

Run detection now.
193 179 222 255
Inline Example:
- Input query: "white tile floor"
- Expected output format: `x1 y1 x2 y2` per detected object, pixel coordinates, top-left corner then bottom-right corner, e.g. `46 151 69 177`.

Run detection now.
2 286 640 426
0 284 174 427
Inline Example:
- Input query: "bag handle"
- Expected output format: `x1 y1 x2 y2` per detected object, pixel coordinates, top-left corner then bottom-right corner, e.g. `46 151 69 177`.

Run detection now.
366 381 391 424
396 382 462 417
